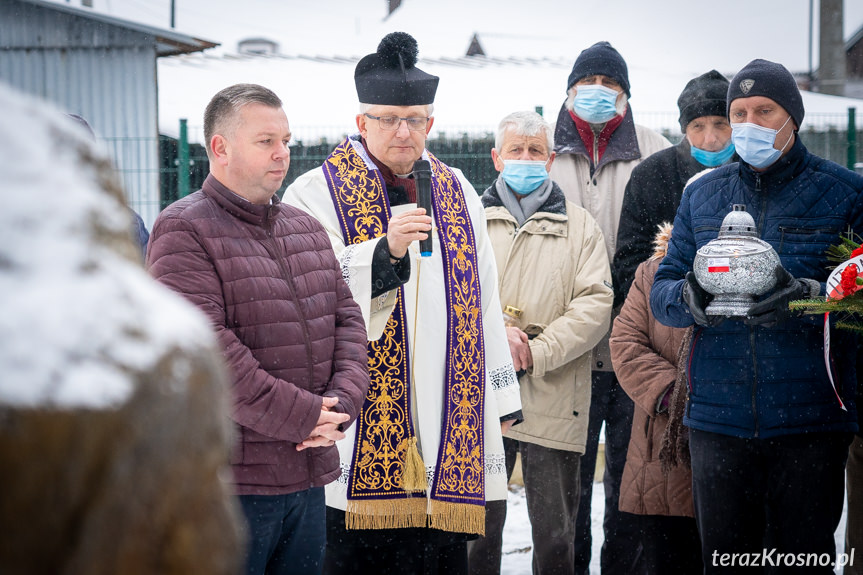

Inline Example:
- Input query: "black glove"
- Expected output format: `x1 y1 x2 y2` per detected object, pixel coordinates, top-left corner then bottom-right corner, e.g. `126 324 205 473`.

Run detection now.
745 265 820 327
682 271 723 327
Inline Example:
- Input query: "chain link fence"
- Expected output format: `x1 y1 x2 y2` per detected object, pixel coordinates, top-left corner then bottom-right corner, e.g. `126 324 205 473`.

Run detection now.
105 112 863 219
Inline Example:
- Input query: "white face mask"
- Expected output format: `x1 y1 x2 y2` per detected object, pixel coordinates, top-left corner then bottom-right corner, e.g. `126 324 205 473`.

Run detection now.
730 115 793 169
572 84 620 124
501 160 549 194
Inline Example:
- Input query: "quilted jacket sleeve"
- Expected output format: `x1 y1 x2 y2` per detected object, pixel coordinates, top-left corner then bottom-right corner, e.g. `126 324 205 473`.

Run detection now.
650 188 696 328
322 268 371 429
611 261 678 416
529 213 613 378
148 213 322 444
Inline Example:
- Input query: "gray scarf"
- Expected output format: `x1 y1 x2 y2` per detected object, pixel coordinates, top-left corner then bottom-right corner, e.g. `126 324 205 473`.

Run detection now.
494 175 554 227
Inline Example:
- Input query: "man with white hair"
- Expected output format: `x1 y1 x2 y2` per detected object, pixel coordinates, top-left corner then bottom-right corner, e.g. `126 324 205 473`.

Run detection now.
549 40 671 574
285 32 522 575
467 110 612 575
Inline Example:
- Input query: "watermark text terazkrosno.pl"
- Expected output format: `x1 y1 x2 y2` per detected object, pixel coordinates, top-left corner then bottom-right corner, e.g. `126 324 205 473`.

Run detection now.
712 549 854 569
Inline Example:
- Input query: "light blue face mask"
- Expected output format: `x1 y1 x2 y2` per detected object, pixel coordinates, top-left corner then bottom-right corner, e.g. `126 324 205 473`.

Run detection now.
690 141 735 167
501 160 549 194
730 115 793 169
572 84 620 124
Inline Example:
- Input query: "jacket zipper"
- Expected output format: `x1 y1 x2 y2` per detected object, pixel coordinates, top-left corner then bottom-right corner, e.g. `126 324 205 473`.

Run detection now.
592 132 600 171
749 192 770 437
756 189 768 232
505 218 523 309
749 328 759 437
262 208 318 482
504 212 550 312
263 206 316 389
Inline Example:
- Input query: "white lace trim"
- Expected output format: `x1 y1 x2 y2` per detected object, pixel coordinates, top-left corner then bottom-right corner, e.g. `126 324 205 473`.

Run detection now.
485 453 507 476
337 462 351 485
339 244 358 291
489 364 518 391
373 292 390 313
338 454 507 490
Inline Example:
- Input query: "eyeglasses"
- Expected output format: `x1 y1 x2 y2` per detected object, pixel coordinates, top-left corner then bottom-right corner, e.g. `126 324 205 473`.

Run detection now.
364 113 429 132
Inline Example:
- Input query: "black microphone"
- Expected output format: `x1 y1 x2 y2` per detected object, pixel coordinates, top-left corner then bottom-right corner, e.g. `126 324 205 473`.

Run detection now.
413 159 433 257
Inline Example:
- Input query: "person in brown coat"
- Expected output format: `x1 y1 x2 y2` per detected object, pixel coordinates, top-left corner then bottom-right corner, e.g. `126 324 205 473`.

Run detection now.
609 223 702 574
147 83 370 575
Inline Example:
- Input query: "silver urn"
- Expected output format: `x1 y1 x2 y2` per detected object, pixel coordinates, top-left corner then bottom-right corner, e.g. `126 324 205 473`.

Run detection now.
692 204 780 317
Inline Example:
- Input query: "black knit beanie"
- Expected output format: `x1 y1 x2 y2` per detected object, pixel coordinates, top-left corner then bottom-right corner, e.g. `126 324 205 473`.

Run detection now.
677 70 729 132
355 32 439 105
727 59 804 128
566 41 630 97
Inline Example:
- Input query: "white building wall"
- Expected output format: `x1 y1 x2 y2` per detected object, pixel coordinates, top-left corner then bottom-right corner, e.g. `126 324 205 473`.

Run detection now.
0 1 161 227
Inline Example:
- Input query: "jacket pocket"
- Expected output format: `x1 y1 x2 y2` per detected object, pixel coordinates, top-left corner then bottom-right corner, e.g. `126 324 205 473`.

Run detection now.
777 225 839 257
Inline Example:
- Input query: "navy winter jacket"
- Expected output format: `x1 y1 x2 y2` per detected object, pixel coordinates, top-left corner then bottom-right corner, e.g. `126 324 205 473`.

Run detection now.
650 137 863 438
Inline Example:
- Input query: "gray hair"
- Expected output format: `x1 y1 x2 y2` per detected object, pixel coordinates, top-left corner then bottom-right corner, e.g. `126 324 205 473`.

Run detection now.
204 84 282 157
359 102 434 116
564 85 629 120
495 111 553 153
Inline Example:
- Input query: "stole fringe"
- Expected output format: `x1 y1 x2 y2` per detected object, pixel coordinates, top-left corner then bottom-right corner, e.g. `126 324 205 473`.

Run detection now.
428 500 486 536
401 436 427 492
346 498 487 535
345 498 427 530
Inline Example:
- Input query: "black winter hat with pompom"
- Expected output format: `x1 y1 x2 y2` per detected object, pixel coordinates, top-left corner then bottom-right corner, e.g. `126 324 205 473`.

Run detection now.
355 32 439 105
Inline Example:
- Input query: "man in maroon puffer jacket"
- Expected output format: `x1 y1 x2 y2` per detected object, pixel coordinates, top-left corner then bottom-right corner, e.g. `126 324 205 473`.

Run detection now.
147 83 370 575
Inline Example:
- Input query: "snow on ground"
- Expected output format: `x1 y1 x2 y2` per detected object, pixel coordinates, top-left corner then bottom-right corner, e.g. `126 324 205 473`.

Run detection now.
499 480 604 575
500 478 849 574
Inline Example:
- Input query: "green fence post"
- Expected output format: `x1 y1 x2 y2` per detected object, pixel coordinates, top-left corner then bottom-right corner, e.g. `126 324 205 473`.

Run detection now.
178 118 190 198
848 107 857 172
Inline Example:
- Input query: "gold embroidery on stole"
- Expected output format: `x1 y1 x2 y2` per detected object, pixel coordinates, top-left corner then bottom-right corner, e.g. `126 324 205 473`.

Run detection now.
326 139 485 534
325 140 426 529
427 157 486 535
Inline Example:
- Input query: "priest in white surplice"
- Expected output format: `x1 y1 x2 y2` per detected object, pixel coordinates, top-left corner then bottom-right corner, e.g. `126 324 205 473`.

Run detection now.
283 32 522 575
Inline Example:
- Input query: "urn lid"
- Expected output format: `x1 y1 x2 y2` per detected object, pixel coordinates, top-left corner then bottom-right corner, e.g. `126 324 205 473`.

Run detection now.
696 204 773 258
718 204 757 238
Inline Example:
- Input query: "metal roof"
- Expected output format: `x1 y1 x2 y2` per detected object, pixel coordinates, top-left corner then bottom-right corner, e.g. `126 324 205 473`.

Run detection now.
848 23 863 52
10 0 218 57
166 50 571 70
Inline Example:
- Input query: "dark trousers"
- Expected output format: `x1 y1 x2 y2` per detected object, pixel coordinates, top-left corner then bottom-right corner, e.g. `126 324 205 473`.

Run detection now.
574 371 642 574
638 514 703 575
323 507 469 575
468 437 581 575
238 487 326 575
847 435 863 575
690 429 851 574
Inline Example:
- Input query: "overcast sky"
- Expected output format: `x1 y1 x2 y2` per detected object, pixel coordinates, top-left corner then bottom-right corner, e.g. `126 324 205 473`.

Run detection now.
42 0 863 138
66 0 863 76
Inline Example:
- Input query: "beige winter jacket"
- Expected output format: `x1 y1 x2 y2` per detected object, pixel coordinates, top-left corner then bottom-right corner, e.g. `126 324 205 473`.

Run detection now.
610 225 694 517
550 111 671 372
483 181 613 453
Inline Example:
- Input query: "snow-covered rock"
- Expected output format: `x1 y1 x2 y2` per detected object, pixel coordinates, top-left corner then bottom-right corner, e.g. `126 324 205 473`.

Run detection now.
0 81 243 574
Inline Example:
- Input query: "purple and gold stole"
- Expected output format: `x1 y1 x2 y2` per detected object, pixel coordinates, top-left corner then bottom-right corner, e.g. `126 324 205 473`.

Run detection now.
323 136 487 535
